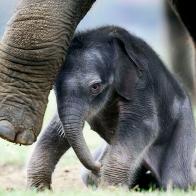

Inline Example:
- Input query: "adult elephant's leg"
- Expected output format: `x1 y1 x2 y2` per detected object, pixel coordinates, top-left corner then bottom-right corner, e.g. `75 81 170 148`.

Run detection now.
165 2 196 102
168 0 195 44
0 0 95 145
27 114 70 190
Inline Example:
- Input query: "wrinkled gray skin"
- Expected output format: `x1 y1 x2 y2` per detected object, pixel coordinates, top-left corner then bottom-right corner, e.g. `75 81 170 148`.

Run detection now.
81 142 158 189
27 26 196 190
0 0 195 148
0 0 96 145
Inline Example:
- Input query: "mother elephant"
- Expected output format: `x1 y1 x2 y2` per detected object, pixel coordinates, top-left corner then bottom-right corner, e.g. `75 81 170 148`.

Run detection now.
0 0 195 145
0 0 96 144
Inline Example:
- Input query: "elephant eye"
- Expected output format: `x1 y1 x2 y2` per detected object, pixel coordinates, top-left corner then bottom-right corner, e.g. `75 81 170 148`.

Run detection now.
90 82 103 95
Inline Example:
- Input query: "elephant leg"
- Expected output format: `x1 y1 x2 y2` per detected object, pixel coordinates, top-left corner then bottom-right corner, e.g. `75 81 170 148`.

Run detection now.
100 143 145 188
165 2 196 102
168 0 195 44
81 141 109 187
81 143 159 189
27 114 70 191
144 112 196 189
99 124 158 188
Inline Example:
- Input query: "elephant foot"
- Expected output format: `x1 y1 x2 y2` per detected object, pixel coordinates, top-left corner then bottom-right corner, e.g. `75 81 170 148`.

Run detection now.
0 93 47 145
36 183 51 192
27 181 51 192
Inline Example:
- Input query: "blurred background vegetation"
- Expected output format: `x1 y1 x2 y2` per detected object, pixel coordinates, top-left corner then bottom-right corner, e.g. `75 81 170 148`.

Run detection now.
0 0 194 195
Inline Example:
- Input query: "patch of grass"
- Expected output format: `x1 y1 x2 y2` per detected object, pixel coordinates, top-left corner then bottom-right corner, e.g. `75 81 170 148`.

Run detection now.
0 188 195 196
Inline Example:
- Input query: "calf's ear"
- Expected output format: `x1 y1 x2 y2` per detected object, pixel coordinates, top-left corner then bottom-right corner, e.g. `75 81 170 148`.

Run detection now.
110 27 147 100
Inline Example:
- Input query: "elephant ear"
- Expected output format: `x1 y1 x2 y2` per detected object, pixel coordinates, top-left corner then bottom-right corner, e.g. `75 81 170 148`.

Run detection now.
110 27 147 100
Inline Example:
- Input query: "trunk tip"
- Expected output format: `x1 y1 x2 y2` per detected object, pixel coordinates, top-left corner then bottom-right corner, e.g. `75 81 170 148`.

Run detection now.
92 161 102 173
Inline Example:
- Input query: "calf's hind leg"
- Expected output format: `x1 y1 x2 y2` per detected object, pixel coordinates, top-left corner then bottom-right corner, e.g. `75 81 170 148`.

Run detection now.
144 108 196 189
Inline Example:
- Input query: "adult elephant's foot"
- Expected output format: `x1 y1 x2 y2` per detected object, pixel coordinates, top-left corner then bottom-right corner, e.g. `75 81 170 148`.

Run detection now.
0 37 54 145
0 80 48 145
0 71 49 145
0 93 48 145
0 85 48 145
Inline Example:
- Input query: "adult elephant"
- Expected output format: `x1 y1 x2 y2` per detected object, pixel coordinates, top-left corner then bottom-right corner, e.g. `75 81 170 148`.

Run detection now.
0 0 96 144
168 0 195 44
0 0 195 145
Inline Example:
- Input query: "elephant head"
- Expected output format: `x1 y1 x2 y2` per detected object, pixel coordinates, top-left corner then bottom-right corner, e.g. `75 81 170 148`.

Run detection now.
54 26 143 171
0 0 96 145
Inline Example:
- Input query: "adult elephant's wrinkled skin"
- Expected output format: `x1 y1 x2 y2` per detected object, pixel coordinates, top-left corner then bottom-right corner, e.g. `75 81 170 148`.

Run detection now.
0 0 96 145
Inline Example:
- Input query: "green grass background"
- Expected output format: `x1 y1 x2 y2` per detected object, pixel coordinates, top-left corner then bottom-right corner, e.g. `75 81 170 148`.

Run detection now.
0 90 195 196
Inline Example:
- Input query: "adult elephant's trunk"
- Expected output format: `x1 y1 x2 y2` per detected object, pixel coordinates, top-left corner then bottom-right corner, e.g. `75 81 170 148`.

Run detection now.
58 100 100 172
0 0 95 144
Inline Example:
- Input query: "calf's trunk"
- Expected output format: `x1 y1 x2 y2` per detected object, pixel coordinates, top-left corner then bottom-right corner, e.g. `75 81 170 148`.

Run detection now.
58 100 100 172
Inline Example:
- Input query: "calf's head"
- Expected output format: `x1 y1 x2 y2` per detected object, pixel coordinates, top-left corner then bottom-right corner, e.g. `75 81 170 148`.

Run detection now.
54 27 144 172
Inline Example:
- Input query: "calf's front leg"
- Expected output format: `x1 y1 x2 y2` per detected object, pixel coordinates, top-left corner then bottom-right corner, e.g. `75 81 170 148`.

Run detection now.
27 114 70 190
100 126 156 188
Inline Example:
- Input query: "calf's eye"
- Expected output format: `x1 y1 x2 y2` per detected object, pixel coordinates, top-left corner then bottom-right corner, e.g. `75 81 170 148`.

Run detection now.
90 83 102 95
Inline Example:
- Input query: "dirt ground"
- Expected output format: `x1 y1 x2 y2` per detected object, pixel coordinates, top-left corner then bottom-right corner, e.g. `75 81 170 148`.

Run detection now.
0 163 86 191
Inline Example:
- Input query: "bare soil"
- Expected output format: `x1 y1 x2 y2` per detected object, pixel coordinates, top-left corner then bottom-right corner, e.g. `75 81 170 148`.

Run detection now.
0 163 86 191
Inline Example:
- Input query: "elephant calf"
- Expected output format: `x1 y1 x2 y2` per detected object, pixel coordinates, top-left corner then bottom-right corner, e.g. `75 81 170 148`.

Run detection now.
27 26 196 190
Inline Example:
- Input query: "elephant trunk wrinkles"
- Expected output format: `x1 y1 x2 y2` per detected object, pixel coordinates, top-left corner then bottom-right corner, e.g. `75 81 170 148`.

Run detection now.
58 102 100 172
0 0 95 145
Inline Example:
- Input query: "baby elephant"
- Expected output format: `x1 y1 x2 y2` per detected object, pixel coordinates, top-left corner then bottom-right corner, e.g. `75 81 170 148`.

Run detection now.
27 26 196 190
